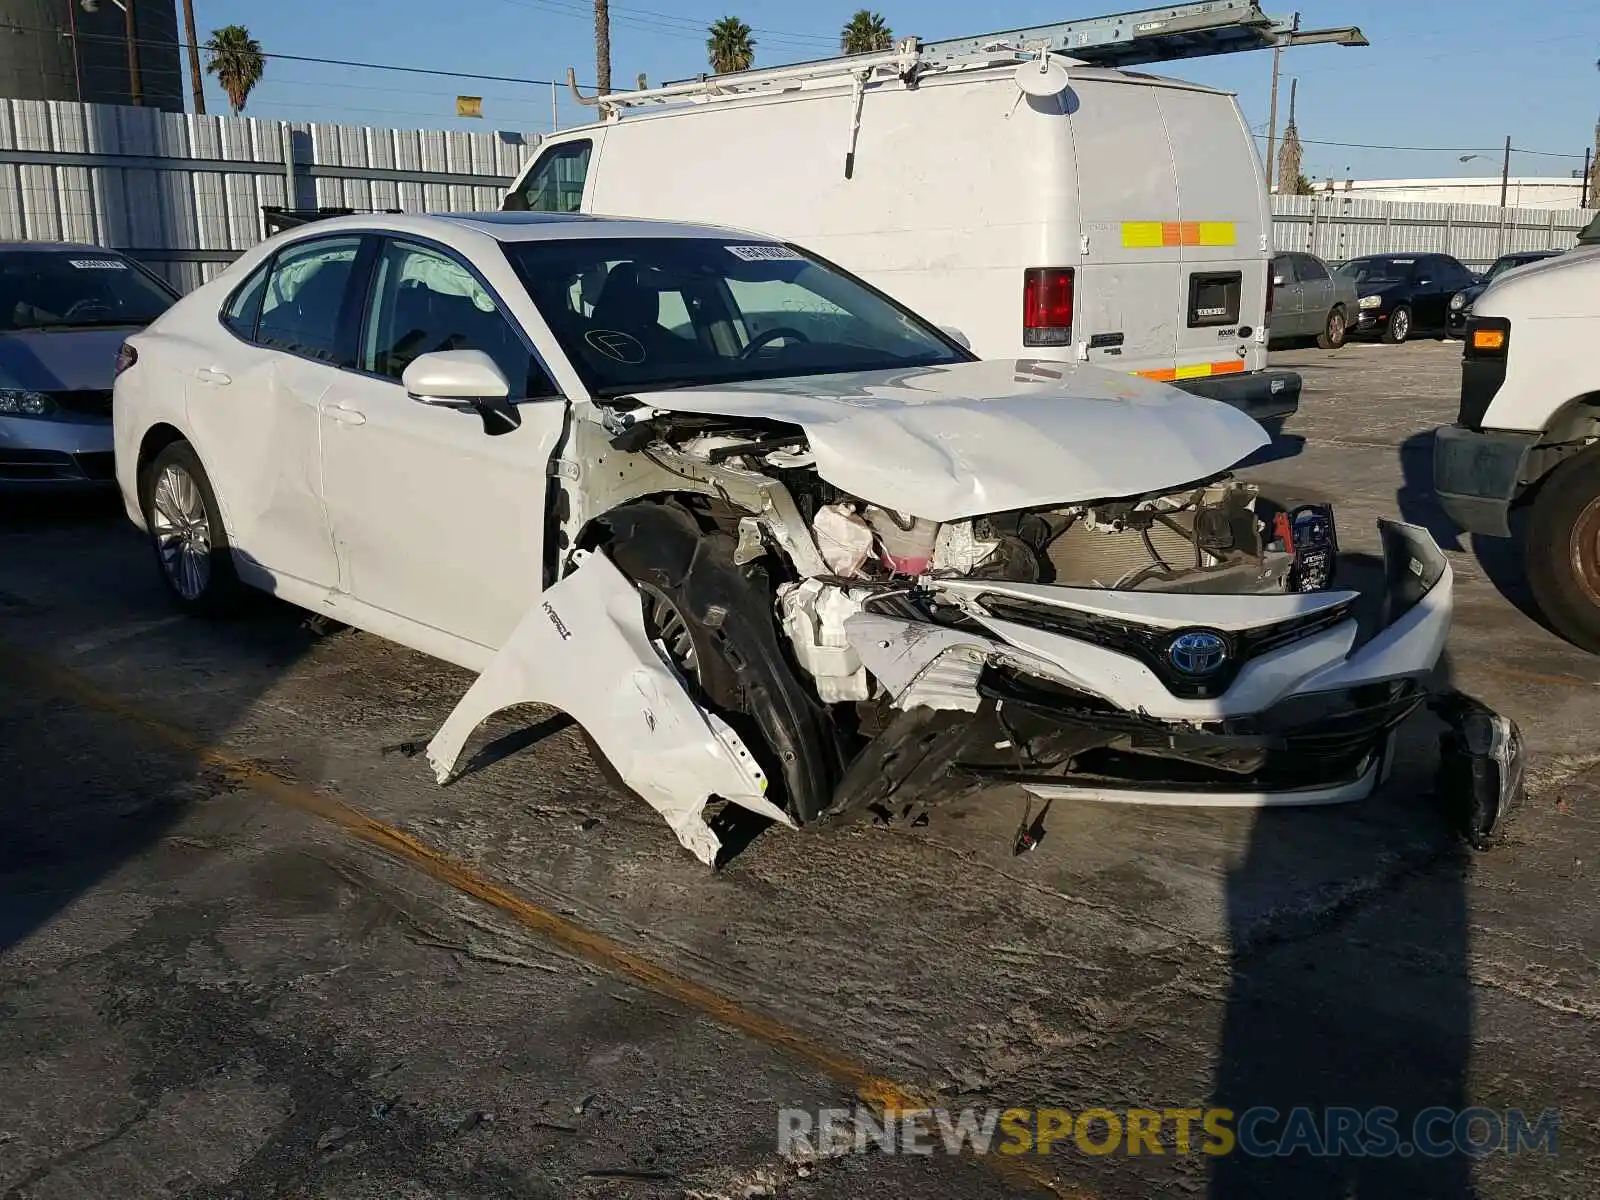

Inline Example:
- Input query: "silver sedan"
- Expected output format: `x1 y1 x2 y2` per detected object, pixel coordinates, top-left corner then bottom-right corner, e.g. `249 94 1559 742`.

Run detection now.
0 243 177 489
1268 251 1359 350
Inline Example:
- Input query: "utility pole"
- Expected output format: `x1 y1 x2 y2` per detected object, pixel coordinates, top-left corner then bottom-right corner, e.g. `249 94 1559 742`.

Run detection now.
65 0 83 102
123 0 141 106
1499 134 1511 208
1582 146 1592 209
181 0 205 114
1265 39 1282 193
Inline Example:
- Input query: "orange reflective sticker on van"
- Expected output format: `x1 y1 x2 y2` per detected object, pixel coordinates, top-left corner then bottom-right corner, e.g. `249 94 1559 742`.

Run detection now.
1137 360 1245 382
1120 221 1237 248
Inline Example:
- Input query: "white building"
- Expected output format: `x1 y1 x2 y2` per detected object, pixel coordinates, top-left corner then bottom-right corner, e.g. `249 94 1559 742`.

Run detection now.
1317 176 1591 211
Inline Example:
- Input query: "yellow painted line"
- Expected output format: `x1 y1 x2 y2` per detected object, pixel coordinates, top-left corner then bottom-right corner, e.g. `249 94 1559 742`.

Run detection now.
0 646 1087 1200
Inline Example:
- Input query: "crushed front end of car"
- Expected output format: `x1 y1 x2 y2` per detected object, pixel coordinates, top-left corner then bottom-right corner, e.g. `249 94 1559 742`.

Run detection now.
430 360 1524 862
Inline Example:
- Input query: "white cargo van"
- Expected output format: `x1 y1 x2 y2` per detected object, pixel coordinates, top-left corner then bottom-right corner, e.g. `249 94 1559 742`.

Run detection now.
1432 244 1600 651
502 42 1299 425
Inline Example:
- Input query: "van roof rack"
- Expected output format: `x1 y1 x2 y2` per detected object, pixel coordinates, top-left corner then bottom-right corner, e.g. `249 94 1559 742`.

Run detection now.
594 2 1364 112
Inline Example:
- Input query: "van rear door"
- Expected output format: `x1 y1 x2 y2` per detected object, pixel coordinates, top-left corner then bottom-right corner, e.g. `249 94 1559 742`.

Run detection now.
1069 78 1181 374
1069 76 1266 381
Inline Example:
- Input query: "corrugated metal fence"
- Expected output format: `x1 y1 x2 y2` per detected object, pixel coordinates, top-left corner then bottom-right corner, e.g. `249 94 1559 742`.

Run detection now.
0 98 536 291
1272 193 1596 269
0 97 1592 289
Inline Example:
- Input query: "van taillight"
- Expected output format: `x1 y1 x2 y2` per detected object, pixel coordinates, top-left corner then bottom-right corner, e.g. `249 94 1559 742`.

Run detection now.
114 343 137 376
1023 268 1074 347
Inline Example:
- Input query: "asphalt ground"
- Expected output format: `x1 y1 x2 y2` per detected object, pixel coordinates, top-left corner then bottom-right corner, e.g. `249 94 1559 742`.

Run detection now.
1 339 1596 1198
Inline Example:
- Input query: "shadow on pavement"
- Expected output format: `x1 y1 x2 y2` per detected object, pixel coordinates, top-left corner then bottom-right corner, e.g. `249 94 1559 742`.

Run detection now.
0 490 319 954
1209 647 1476 1197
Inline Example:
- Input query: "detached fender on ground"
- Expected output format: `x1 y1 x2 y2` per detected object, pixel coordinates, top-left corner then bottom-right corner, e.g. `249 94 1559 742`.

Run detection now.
426 550 792 865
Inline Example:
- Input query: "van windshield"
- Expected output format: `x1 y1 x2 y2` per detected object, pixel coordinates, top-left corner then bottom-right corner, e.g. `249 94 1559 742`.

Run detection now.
502 237 969 397
1336 257 1417 286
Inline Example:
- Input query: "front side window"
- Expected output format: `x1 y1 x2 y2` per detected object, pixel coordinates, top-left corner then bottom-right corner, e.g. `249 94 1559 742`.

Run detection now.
516 141 592 214
504 237 968 397
0 250 175 332
257 236 362 362
361 239 554 397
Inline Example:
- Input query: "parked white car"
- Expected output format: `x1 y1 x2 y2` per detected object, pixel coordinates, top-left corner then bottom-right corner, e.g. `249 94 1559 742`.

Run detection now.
113 212 1509 862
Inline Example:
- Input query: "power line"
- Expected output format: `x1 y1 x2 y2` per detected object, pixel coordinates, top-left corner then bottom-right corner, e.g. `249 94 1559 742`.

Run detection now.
1254 133 1586 159
493 0 836 50
0 20 599 90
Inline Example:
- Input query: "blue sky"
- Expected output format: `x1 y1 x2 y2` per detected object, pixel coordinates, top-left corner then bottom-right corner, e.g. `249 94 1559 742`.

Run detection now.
192 0 1599 183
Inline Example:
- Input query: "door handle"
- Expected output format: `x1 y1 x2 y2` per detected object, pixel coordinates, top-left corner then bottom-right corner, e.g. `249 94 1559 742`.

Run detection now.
194 366 231 385
326 402 366 426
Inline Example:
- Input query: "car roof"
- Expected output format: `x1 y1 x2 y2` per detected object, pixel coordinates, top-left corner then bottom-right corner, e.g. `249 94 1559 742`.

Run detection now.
270 210 774 245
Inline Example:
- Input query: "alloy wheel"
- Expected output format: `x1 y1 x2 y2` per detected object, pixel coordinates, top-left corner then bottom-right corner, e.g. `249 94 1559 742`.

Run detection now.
1390 309 1410 341
1571 495 1600 609
639 583 700 680
150 463 212 601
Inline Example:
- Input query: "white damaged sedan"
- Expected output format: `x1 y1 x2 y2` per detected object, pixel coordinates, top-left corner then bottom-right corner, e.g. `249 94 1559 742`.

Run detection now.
112 212 1521 863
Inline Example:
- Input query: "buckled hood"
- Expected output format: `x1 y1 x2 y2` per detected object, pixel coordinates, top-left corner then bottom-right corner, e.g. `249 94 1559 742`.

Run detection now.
628 359 1269 522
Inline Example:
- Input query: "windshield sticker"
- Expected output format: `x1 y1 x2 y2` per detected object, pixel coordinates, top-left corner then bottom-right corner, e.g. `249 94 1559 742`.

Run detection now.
585 329 647 364
68 258 128 270
1390 258 1415 264
725 244 804 263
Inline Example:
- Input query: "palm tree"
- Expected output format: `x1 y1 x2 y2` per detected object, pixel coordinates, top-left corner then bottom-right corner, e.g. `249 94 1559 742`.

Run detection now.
707 16 755 75
203 25 264 115
594 0 611 94
840 10 893 54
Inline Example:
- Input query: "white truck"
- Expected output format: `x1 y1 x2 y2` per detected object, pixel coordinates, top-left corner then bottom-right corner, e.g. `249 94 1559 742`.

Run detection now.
501 34 1299 426
1432 244 1600 651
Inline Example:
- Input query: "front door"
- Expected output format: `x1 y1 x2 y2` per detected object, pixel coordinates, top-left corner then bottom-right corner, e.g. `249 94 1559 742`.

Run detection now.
318 238 568 652
1293 254 1332 338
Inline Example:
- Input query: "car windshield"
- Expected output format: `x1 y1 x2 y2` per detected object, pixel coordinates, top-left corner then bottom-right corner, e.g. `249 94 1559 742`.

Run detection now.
0 251 176 332
502 236 968 397
1336 257 1417 285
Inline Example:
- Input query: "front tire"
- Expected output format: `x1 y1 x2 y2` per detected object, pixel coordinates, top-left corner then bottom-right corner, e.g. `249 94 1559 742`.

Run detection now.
1526 448 1600 654
591 502 842 822
140 441 244 616
1317 305 1349 349
1382 304 1412 344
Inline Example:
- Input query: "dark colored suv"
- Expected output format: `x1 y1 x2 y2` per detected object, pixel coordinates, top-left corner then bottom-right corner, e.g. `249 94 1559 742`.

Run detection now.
1337 253 1478 344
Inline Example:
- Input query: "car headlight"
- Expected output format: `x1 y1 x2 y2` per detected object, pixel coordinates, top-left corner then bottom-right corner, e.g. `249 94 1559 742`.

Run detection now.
1449 292 1467 311
1358 295 1382 310
0 388 55 416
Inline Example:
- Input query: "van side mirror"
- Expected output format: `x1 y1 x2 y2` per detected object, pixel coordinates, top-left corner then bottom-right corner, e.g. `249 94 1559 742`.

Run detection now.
402 349 521 436
938 325 971 350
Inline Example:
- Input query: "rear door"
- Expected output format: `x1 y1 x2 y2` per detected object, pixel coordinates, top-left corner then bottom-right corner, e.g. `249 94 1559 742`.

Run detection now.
1293 253 1333 336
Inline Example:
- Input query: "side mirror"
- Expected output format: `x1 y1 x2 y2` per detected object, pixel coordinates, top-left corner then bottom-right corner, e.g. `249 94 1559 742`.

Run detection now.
938 325 971 350
403 349 521 436
1272 274 1286 287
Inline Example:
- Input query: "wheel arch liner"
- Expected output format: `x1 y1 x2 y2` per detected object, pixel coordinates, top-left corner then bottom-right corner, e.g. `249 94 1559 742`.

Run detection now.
425 549 792 865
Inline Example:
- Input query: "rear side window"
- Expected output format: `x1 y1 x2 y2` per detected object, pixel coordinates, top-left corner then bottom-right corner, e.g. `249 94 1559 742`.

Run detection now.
257 236 362 363
513 140 592 214
222 261 269 339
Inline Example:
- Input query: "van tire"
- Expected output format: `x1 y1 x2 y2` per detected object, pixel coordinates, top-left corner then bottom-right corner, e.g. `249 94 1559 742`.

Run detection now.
1382 304 1412 344
588 502 842 823
1525 448 1600 654
1317 306 1348 349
